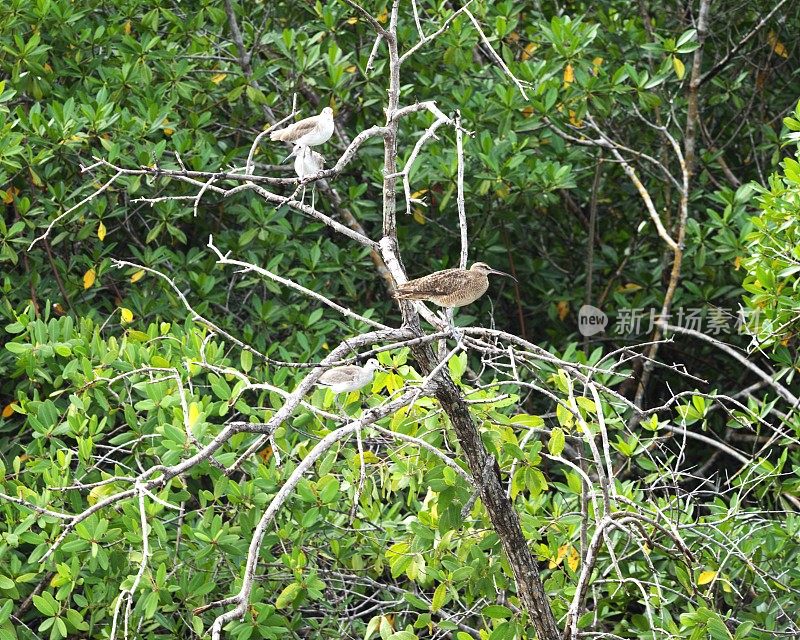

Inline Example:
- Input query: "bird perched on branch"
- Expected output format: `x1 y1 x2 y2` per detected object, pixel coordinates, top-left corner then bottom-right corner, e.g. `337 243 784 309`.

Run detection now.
316 359 382 395
270 107 335 148
290 145 325 208
393 262 516 308
394 262 516 339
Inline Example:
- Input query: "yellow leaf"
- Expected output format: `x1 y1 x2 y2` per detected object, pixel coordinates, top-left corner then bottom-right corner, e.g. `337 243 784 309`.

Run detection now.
1 186 19 204
410 188 428 200
346 17 358 25
768 31 788 58
120 307 133 323
672 55 685 80
29 167 43 187
377 9 388 23
2 404 15 418
567 545 580 572
123 20 131 35
163 128 174 136
188 402 200 427
412 209 426 225
345 65 356 73
211 73 227 85
522 106 534 118
557 300 570 320
569 110 583 127
617 282 642 293
97 222 106 241
258 446 273 463
697 570 717 585
733 256 742 270
548 544 569 569
521 42 538 62
130 269 145 283
563 63 574 86
507 31 520 44
592 56 603 68
83 268 96 290
43 62 52 73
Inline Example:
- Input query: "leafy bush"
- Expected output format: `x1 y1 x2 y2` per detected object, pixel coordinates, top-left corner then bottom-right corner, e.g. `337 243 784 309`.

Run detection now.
3 1 800 639
743 100 800 361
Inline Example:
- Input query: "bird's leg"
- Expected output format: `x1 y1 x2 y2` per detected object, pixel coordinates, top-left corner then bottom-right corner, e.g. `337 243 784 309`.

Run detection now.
334 395 345 417
441 308 463 344
436 310 449 360
300 185 307 207
311 186 316 210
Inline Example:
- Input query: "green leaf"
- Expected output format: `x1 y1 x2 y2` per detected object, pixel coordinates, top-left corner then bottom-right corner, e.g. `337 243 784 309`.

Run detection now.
707 617 732 640
32 594 57 617
447 352 467 382
555 403 573 429
275 582 302 609
482 605 512 619
0 600 12 623
316 474 340 503
548 427 565 456
431 583 447 612
240 349 253 373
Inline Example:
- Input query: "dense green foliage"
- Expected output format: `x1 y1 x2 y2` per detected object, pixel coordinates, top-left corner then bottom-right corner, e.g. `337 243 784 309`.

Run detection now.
2 1 800 639
744 100 800 357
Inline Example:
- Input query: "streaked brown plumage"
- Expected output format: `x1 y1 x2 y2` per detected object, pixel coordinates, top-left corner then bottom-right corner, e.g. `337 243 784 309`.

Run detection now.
393 262 516 308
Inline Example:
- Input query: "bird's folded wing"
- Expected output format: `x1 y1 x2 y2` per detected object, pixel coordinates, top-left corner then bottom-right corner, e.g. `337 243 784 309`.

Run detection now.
272 119 317 142
318 365 360 385
395 270 463 297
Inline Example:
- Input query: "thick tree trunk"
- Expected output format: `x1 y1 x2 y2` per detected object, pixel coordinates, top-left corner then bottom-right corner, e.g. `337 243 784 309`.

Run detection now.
378 4 559 636
409 340 561 640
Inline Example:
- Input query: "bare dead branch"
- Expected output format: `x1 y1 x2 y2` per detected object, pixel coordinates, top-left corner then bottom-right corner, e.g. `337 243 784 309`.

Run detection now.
207 235 391 330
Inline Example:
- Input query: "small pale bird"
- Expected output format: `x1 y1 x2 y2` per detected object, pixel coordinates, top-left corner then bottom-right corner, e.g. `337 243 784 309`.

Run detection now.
270 107 335 148
293 145 325 179
316 359 382 395
291 145 325 208
393 262 516 308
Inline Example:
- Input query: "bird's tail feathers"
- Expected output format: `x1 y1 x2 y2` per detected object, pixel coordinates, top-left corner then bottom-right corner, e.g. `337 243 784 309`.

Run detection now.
392 288 417 300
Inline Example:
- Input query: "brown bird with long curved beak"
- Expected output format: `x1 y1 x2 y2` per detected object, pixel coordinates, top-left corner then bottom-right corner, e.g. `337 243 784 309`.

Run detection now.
393 262 516 308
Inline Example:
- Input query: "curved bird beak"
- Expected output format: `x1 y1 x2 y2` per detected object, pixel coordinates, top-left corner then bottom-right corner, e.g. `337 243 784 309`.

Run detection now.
489 268 517 282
